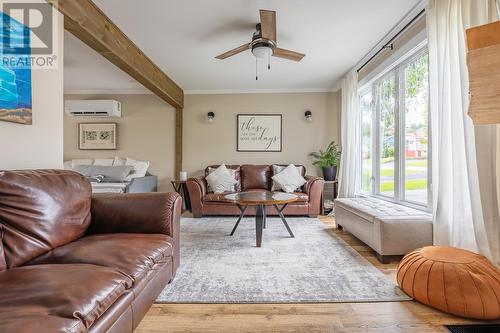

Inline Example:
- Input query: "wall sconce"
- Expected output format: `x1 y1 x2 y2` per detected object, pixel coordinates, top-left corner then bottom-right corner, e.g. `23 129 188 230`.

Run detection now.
207 111 215 122
304 110 312 122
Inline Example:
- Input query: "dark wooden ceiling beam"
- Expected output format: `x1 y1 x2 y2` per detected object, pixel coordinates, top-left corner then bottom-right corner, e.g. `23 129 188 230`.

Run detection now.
49 0 184 108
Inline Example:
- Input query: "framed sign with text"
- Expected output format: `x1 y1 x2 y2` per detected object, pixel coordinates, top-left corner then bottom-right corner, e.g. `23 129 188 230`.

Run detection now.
237 114 282 152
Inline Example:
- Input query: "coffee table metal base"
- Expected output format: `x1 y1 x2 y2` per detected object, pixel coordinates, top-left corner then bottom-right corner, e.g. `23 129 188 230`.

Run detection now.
230 204 295 247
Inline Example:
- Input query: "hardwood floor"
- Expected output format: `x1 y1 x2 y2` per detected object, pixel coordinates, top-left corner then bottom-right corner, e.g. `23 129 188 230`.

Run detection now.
136 215 493 333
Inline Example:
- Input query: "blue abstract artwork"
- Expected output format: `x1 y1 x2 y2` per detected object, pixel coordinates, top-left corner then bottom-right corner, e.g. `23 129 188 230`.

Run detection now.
0 11 32 125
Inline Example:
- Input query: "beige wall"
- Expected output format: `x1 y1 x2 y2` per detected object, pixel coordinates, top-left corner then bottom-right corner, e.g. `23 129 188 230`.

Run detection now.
64 94 175 191
0 9 64 170
183 92 341 177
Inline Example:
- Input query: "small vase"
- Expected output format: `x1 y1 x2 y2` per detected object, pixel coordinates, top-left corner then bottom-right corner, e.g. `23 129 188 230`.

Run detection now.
322 166 337 181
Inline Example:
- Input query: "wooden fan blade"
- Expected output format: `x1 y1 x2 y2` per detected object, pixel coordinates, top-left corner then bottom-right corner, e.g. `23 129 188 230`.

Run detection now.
273 48 305 61
260 9 277 42
215 43 251 59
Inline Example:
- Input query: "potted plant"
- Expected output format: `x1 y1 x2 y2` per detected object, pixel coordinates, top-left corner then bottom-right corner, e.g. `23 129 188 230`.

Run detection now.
309 141 341 181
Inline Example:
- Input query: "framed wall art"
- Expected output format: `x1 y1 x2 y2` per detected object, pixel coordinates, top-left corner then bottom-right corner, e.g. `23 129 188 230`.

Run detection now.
79 123 117 150
0 12 33 125
237 114 282 152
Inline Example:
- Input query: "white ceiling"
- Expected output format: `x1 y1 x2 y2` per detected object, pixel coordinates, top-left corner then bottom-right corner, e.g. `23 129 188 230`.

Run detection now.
64 32 147 94
64 0 421 94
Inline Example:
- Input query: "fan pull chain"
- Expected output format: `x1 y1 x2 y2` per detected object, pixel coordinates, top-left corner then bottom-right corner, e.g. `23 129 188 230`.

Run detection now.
268 51 271 70
255 57 258 80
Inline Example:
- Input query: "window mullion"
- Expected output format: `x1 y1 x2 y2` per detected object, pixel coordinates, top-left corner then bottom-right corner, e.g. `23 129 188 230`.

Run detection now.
393 69 401 201
398 66 406 202
426 62 432 210
373 82 380 195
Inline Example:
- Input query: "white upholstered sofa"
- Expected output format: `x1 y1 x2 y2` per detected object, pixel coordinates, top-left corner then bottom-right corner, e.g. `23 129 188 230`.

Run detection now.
63 157 157 193
335 197 433 263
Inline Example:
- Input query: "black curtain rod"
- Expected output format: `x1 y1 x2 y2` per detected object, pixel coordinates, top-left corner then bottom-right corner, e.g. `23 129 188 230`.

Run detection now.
356 8 426 73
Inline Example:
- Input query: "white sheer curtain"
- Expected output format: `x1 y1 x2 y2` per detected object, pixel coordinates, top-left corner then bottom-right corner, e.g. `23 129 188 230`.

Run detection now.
338 69 361 198
427 0 500 264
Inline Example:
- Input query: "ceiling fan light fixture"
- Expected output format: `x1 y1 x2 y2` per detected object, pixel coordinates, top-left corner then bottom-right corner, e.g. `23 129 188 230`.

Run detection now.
251 44 272 59
214 9 305 66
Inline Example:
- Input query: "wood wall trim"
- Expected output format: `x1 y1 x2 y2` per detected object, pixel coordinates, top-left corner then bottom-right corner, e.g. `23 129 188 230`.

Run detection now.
175 108 183 178
49 0 184 109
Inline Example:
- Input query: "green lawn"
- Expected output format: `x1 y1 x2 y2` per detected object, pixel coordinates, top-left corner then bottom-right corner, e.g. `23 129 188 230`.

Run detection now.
363 158 428 193
406 159 427 168
380 168 422 177
380 179 428 192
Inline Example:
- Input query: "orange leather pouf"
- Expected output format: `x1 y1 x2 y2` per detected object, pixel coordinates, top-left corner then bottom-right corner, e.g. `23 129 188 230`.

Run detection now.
397 246 500 319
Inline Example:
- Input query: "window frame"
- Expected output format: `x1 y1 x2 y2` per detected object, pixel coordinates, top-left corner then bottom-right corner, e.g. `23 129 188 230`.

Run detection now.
358 43 431 211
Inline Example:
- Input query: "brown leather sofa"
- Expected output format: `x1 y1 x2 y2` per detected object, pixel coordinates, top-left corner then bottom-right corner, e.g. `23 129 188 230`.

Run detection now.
0 170 181 333
187 164 324 218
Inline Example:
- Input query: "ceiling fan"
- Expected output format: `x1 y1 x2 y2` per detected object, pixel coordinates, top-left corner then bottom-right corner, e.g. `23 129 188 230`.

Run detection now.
215 10 305 78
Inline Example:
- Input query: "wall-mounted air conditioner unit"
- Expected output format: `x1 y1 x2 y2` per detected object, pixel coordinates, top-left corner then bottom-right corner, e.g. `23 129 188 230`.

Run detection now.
64 100 122 117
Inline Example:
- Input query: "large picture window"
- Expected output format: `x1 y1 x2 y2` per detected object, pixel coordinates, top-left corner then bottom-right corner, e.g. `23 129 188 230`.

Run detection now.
358 47 430 208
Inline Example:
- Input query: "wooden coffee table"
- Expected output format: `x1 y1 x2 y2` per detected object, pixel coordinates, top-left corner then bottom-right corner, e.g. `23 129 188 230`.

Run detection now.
224 191 298 247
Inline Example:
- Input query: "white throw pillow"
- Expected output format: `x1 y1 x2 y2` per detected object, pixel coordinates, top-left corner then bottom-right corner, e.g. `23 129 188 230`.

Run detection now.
271 164 305 191
125 157 150 180
271 164 307 193
113 156 126 166
93 158 114 166
205 164 238 194
71 159 93 167
208 166 239 192
63 161 73 170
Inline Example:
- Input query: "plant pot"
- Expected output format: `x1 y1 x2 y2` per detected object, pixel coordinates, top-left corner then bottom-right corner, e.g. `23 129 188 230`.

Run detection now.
322 166 337 181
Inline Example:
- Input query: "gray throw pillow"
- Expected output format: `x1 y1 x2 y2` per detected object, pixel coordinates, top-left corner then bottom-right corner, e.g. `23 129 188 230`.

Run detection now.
73 165 134 182
88 175 105 183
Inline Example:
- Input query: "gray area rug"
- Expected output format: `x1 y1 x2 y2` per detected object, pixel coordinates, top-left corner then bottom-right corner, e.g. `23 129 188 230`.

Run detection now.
157 217 410 303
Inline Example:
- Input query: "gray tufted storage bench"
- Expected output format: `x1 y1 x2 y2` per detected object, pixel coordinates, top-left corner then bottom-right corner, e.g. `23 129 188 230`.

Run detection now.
334 197 433 263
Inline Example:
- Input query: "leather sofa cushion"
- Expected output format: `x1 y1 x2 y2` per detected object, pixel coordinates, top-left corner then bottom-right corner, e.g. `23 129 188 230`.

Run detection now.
0 226 6 271
0 264 132 332
28 234 173 286
0 313 83 333
292 192 309 202
0 170 92 268
204 193 235 203
241 165 272 191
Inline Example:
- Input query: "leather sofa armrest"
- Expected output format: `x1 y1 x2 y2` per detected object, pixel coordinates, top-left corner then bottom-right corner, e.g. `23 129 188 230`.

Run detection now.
88 192 182 272
186 177 207 218
304 175 324 194
304 175 325 217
